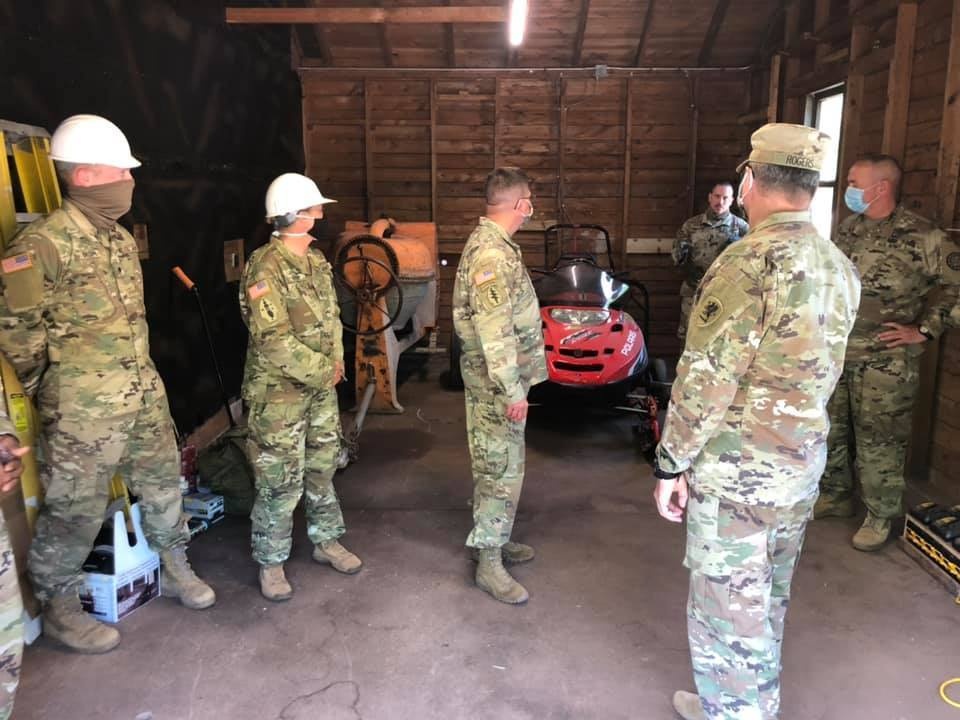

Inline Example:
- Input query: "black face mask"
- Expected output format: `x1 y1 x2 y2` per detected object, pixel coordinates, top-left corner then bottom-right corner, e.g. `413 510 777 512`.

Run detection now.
68 179 135 229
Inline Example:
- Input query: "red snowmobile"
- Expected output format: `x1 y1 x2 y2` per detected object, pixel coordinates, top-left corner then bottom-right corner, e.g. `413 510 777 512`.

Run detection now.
531 224 669 449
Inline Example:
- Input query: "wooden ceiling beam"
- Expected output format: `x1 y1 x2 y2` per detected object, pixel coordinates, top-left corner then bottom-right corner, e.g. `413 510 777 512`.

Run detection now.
572 0 591 66
698 0 731 66
631 0 655 67
225 6 507 24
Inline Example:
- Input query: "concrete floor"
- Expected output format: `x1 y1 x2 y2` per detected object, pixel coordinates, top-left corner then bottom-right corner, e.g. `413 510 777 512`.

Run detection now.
14 359 960 720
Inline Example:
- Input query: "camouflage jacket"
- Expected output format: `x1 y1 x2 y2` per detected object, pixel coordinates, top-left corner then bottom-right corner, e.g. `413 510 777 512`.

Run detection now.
0 377 12 437
835 204 960 361
655 211 861 507
452 217 547 402
0 200 166 419
673 210 749 294
239 237 343 404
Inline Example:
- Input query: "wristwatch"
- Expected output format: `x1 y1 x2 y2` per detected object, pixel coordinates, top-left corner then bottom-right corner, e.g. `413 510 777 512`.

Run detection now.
919 325 934 341
653 462 682 481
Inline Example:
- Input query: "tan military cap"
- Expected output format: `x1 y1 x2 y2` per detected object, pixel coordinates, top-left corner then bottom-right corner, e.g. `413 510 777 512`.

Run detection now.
736 123 831 173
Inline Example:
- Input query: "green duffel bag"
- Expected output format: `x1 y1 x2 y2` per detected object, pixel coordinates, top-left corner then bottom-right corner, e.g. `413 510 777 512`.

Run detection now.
197 426 256 516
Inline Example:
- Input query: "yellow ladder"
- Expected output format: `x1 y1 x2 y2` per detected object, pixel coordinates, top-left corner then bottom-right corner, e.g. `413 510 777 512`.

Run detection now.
0 120 62 251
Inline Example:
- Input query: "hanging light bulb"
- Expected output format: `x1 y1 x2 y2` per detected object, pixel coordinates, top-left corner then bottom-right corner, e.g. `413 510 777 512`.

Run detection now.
508 0 528 47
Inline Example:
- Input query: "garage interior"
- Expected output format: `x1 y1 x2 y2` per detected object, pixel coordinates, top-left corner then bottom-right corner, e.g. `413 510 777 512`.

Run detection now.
2 0 960 718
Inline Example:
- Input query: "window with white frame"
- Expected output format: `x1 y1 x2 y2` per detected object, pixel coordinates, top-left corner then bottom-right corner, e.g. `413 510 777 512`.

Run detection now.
809 88 844 239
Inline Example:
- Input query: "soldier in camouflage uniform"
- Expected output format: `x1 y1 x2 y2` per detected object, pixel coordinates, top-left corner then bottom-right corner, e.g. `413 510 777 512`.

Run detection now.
673 183 749 341
0 390 29 720
240 173 359 602
452 167 547 605
0 115 214 654
817 154 960 551
653 124 860 720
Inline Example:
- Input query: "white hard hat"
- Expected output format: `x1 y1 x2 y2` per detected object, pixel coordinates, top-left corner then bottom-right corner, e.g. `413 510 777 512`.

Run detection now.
264 173 336 220
50 114 141 169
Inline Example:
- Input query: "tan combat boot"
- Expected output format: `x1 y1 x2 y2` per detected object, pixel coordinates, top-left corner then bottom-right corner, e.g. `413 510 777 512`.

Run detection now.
160 547 216 609
312 540 362 574
43 592 120 654
475 548 529 604
672 691 706 720
814 494 854 519
470 541 536 565
852 514 891 552
259 564 293 601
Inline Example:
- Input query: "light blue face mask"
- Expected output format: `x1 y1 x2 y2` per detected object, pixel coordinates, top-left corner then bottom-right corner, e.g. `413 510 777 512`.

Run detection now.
844 184 879 214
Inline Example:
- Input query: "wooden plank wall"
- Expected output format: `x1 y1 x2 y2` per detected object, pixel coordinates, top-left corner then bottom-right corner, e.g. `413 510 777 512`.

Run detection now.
902 0 952 220
301 70 752 360
755 0 959 491
919 0 960 491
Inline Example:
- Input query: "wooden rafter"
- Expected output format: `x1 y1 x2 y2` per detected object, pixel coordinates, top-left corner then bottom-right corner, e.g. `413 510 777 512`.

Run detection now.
767 53 783 122
755 1 789 65
698 0 731 67
632 0 655 67
377 2 394 67
572 0 591 66
880 1 917 162
307 0 333 66
443 0 455 67
311 26 333 65
813 0 832 64
936 0 960 227
225 6 507 24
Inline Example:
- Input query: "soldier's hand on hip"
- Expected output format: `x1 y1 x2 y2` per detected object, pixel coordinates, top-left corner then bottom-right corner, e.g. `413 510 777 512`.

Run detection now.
653 475 688 523
333 360 345 385
0 436 29 494
876 322 926 348
505 398 528 422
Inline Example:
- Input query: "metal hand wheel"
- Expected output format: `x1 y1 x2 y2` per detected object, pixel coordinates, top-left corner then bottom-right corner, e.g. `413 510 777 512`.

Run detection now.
334 235 404 336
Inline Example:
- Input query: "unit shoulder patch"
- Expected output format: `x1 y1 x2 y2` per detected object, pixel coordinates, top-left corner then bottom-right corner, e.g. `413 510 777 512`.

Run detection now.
696 296 724 326
946 252 960 272
478 281 506 312
259 296 279 323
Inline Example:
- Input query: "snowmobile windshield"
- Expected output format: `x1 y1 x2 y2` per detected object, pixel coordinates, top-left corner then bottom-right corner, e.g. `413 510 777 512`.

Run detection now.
533 261 629 308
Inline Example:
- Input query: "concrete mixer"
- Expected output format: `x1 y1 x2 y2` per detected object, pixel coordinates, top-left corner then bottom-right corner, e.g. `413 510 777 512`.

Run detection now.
333 218 438 458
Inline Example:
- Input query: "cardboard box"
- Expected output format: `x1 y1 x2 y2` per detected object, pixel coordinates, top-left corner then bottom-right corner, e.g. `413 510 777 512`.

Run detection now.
183 491 224 520
80 504 160 624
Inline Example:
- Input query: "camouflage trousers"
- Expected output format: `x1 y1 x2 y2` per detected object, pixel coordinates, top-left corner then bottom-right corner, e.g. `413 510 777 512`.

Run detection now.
684 487 815 720
677 283 696 342
0 519 22 720
246 389 344 566
821 354 919 519
29 393 188 603
463 386 526 549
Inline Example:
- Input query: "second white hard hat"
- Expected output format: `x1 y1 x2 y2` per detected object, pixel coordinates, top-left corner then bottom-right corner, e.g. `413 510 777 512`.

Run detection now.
50 114 141 169
264 173 336 220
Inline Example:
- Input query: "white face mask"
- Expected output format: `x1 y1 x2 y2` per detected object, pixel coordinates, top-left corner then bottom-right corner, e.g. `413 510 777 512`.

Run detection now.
514 196 534 220
736 168 753 212
272 212 318 238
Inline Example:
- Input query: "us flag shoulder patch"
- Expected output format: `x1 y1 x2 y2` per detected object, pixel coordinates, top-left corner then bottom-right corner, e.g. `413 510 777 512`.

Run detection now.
248 279 270 299
1 254 32 274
